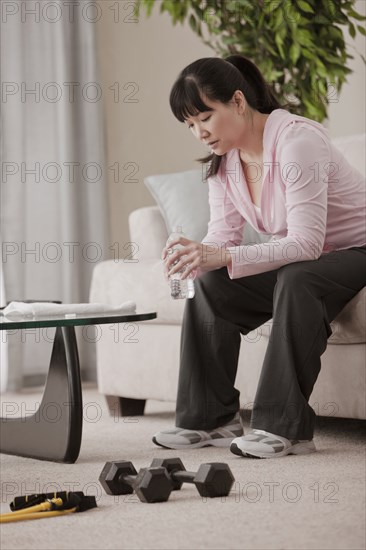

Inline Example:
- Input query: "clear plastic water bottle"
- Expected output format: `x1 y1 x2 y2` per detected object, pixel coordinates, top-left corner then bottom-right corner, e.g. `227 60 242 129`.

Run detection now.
166 226 196 299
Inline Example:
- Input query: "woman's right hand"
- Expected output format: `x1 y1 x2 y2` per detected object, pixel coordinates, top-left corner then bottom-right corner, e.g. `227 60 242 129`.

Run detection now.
162 236 232 281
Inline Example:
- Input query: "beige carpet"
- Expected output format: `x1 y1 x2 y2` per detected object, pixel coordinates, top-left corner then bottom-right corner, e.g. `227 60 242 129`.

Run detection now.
0 384 365 550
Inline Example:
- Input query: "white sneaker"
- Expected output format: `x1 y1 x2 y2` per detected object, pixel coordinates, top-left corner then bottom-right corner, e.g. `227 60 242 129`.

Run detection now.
230 429 316 459
152 413 244 450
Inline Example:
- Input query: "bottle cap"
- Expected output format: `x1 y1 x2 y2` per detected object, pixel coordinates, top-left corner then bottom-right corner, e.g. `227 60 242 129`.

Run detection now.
172 225 183 234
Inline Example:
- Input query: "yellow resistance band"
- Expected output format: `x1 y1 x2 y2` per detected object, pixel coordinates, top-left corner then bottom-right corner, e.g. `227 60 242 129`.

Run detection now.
0 498 77 523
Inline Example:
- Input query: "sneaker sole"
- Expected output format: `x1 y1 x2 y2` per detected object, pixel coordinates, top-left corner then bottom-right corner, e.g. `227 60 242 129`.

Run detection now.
152 436 236 450
230 440 316 459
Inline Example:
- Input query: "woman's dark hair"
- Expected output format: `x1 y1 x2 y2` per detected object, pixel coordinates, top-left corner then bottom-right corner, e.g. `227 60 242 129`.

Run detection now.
169 55 288 178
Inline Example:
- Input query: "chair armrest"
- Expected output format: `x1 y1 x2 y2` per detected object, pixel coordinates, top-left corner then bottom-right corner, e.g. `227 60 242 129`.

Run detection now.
89 258 185 324
128 206 168 261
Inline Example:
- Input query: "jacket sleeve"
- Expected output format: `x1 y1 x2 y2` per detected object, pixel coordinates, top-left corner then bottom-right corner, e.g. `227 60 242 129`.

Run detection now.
227 124 331 278
196 172 245 277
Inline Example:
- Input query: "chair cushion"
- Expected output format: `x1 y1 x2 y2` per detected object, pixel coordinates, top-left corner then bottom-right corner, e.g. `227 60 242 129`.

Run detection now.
328 287 366 344
254 288 366 345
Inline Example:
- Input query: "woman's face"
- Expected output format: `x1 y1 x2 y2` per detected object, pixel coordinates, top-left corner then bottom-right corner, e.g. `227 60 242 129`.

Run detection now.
184 91 248 155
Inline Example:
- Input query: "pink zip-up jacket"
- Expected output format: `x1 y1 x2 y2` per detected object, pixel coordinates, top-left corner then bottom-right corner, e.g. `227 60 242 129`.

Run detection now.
200 109 366 279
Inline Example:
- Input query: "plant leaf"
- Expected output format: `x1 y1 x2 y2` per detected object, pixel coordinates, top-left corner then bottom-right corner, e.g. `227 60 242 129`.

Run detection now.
290 42 301 64
349 22 356 39
189 14 197 33
139 0 361 122
297 1 314 14
348 8 366 22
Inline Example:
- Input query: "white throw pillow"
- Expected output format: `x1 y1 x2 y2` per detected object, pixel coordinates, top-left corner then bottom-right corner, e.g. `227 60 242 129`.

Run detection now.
144 169 210 242
144 168 270 244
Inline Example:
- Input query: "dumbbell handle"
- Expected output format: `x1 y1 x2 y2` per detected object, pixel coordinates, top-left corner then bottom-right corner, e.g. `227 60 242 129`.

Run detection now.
169 470 197 484
119 474 137 487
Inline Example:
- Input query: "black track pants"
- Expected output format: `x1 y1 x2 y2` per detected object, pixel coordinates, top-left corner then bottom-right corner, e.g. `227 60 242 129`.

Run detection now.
175 247 366 439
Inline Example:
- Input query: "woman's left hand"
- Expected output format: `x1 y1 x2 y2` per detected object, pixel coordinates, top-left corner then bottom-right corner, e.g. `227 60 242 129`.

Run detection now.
162 236 232 280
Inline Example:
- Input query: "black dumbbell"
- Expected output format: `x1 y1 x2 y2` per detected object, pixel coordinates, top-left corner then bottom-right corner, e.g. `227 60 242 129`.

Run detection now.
99 461 172 503
150 458 235 498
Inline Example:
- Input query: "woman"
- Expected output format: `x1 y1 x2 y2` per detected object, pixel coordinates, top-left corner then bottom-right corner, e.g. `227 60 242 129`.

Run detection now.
152 55 366 458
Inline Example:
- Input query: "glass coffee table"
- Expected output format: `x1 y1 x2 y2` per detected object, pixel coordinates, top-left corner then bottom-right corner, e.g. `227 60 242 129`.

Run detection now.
0 311 156 463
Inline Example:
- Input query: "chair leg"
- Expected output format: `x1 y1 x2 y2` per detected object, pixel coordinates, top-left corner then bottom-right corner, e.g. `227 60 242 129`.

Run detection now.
105 395 146 417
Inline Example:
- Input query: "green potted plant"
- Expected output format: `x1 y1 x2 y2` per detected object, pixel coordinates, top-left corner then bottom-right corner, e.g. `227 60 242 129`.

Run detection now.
136 0 365 122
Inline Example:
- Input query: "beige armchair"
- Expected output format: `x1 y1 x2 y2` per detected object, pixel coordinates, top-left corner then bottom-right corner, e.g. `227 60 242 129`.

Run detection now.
90 134 365 420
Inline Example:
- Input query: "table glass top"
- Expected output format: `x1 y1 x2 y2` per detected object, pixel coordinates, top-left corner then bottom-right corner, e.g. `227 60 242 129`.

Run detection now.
0 311 157 330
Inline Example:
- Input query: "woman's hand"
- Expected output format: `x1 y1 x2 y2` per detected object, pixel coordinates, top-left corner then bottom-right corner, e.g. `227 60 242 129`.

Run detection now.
162 236 232 280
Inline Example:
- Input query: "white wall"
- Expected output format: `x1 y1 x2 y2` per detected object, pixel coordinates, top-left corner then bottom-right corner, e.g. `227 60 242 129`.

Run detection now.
96 2 366 253
96 8 213 254
327 0 366 136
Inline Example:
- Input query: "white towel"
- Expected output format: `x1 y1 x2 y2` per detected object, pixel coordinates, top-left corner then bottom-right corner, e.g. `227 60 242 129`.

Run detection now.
2 301 137 318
